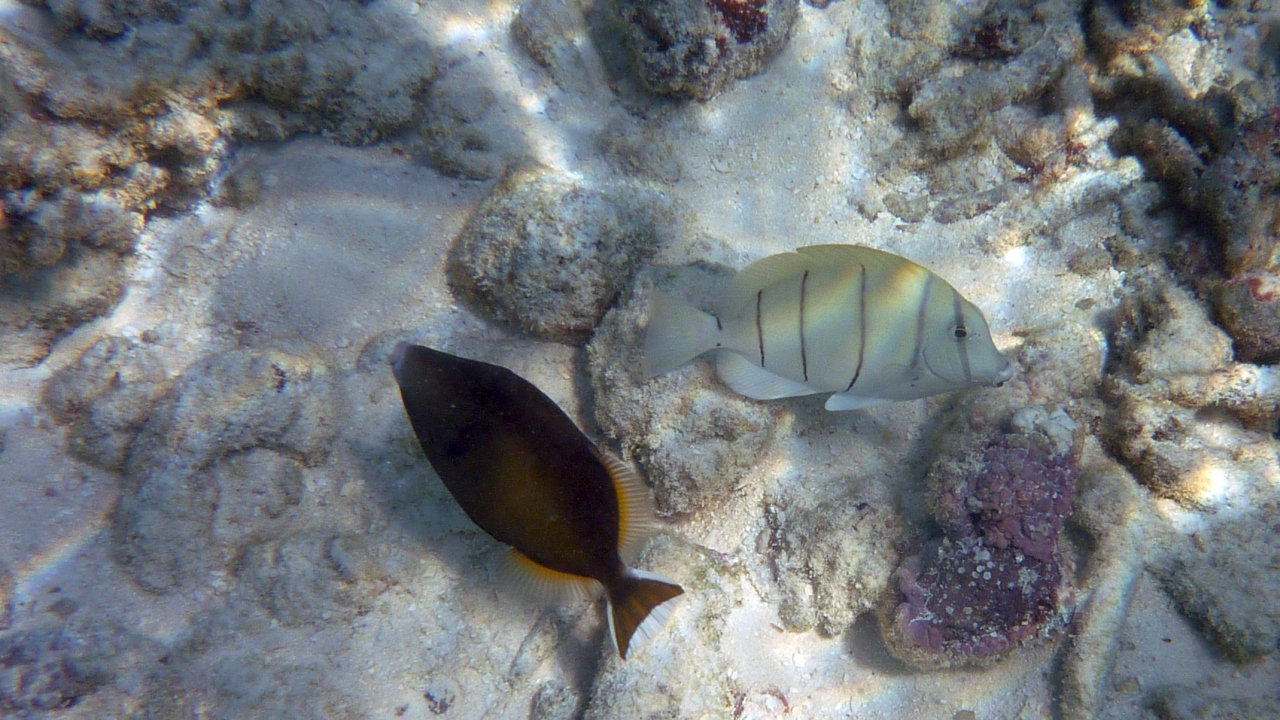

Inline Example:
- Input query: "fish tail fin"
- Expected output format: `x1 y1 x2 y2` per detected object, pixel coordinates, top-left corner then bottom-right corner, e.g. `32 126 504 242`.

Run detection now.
643 291 721 378
606 569 684 659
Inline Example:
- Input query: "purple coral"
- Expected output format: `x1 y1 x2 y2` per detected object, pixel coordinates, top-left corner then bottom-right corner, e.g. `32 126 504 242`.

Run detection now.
882 419 1080 668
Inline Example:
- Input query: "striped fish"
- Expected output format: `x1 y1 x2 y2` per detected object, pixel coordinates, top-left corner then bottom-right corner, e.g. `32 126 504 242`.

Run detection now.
643 245 1014 411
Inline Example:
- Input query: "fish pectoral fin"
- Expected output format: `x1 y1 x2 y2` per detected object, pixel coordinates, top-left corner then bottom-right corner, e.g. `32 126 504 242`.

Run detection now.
496 548 602 605
824 392 893 411
716 352 818 400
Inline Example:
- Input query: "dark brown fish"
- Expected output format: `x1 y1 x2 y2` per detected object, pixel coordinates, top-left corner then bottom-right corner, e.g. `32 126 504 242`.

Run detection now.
390 342 683 659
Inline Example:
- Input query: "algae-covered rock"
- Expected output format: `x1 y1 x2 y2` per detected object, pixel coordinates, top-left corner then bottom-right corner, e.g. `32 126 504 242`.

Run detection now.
906 0 1083 156
587 264 779 516
614 0 799 99
450 166 675 344
1215 273 1280 365
127 345 341 468
1147 685 1280 720
1104 277 1279 505
144 651 356 720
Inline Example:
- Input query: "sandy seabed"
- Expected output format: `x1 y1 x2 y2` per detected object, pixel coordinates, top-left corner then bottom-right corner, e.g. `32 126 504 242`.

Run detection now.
1 0 1280 718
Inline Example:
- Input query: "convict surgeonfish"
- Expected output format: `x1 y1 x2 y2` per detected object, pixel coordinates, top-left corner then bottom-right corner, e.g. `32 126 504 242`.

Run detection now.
390 343 684 659
644 245 1014 411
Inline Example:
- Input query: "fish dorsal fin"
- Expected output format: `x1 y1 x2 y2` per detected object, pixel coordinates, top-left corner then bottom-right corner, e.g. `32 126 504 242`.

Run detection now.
596 447 658 562
716 352 819 400
607 568 684 659
496 548 602 605
796 244 918 279
718 250 815 316
823 392 894 411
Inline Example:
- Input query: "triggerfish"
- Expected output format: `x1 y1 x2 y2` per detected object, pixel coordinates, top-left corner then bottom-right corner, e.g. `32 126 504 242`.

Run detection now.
644 245 1014 410
390 343 684 659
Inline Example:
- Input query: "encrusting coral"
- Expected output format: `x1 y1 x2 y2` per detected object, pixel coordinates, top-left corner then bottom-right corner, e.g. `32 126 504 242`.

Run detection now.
880 407 1081 669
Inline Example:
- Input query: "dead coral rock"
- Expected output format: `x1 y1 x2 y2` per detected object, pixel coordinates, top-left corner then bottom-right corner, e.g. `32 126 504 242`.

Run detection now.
1104 277 1280 504
1152 501 1280 662
145 650 355 720
763 477 905 636
513 0 594 91
417 62 516 181
0 619 162 715
128 345 341 468
114 447 312 594
451 166 675 345
584 533 744 717
881 407 1080 669
587 264 779 516
113 345 341 593
1147 685 1280 720
1114 282 1234 383
238 534 389 627
1215 272 1280 365
197 0 438 145
42 335 171 471
615 0 799 99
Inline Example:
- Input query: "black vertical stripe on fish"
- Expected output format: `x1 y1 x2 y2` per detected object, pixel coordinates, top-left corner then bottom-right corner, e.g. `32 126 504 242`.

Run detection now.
845 264 868 392
910 273 934 369
799 270 810 381
953 287 972 384
389 343 682 659
756 289 765 367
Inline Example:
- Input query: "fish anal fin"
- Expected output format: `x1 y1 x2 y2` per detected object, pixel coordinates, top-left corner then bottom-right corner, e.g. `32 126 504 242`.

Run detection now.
607 569 684 659
497 548 602 605
717 352 818 400
823 392 893 411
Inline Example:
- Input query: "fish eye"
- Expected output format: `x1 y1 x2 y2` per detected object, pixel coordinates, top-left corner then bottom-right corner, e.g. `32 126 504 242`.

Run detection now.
951 324 969 341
